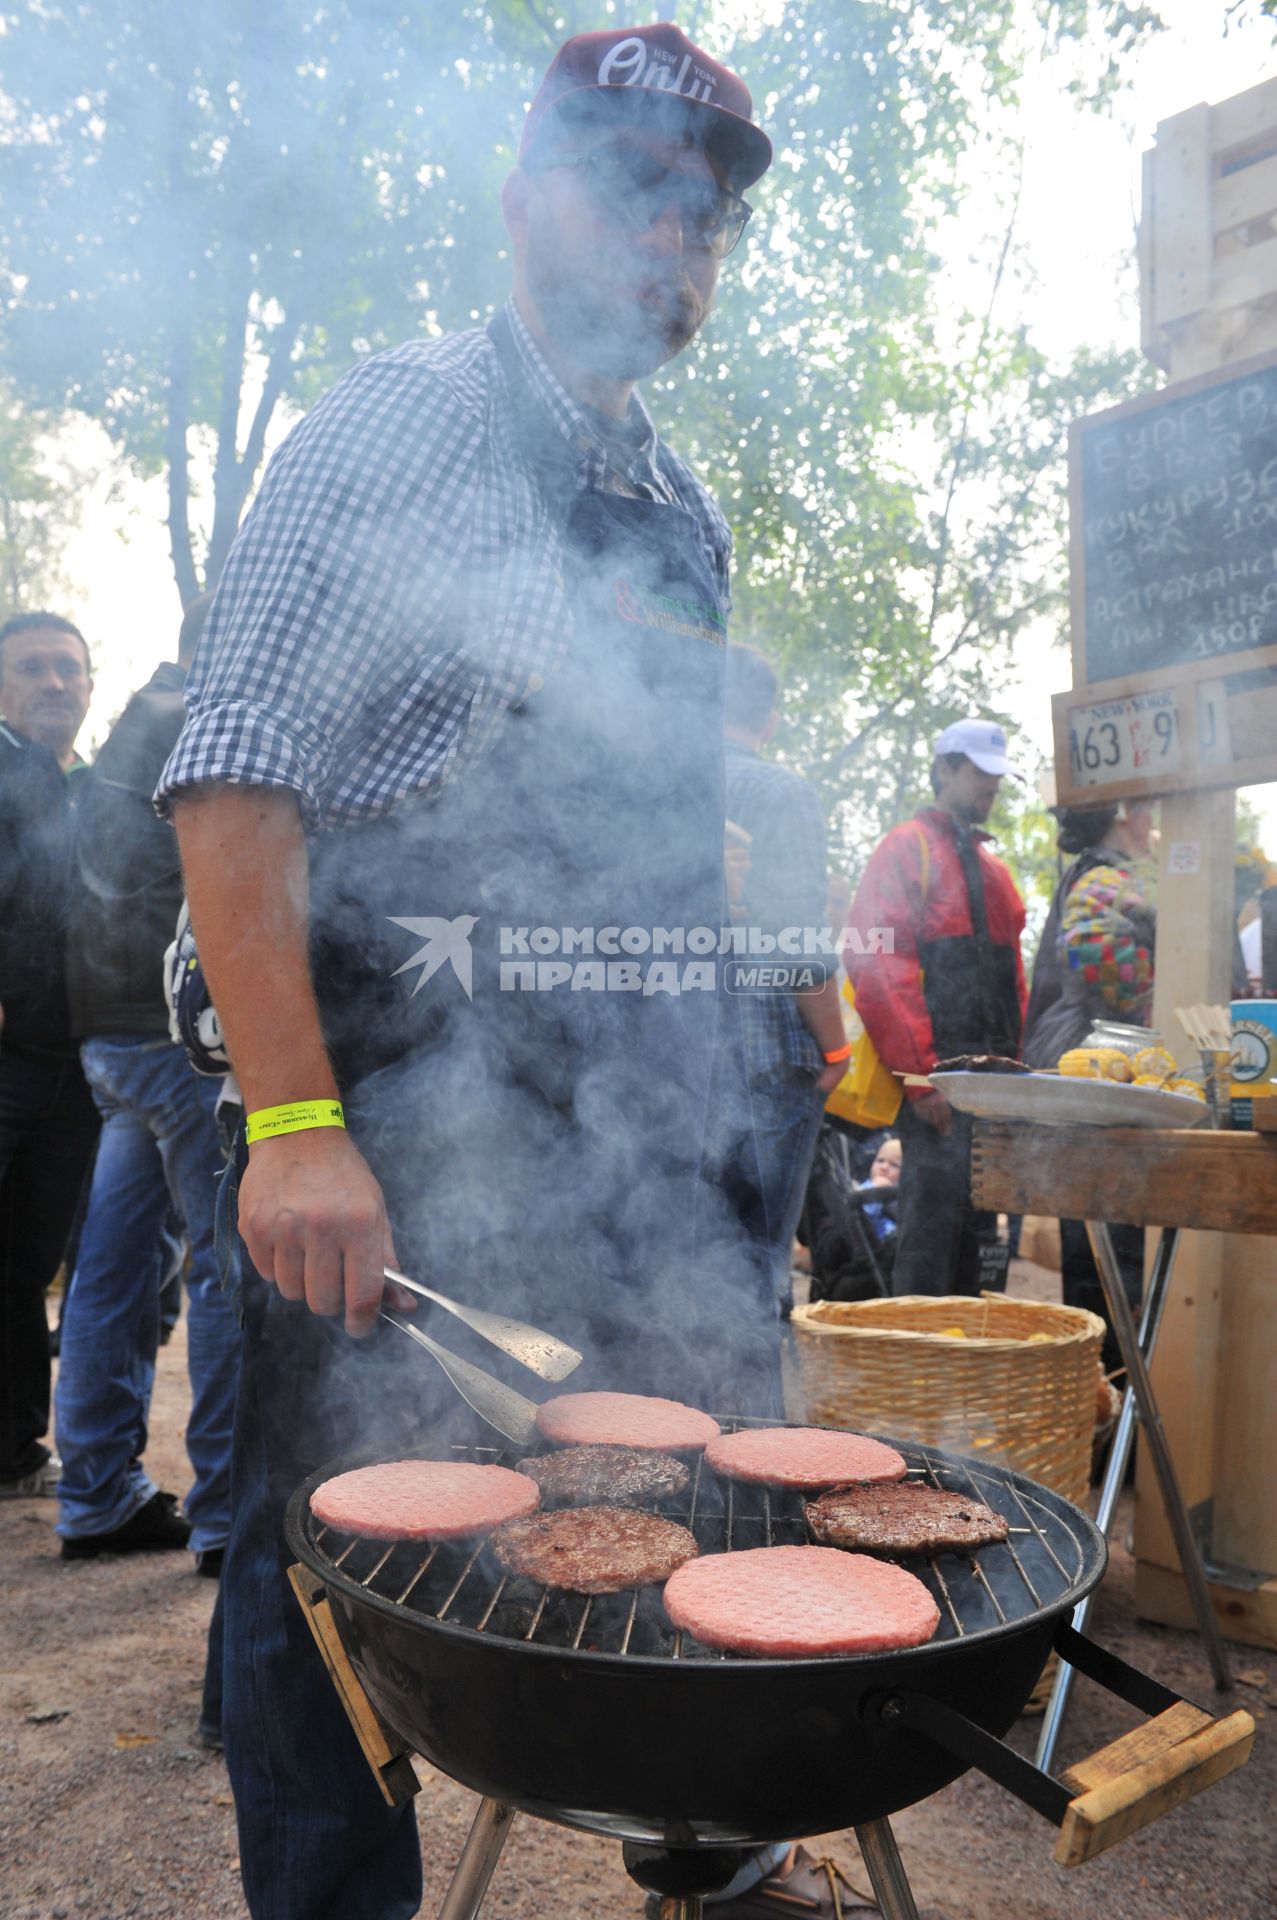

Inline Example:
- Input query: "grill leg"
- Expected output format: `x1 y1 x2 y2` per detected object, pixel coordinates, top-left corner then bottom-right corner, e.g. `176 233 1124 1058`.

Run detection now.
435 1798 517 1920
854 1819 920 1920
1086 1220 1232 1693
1036 1225 1179 1774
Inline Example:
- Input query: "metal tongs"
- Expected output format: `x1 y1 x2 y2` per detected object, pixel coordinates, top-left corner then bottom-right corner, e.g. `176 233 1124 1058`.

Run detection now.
378 1267 582 1449
378 1310 540 1448
382 1267 581 1382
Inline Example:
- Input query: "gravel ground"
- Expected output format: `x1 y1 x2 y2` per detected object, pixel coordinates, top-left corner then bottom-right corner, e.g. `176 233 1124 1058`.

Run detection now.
1 1266 1272 1920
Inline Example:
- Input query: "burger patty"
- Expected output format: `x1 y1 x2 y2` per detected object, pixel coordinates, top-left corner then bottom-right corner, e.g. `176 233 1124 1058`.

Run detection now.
662 1545 940 1657
934 1054 1029 1075
310 1459 539 1540
515 1445 690 1507
534 1391 720 1454
804 1481 1009 1556
489 1506 698 1595
705 1426 907 1490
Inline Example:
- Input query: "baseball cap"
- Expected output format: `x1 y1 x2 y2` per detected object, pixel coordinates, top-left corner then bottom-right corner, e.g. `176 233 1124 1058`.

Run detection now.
934 719 1018 778
520 23 773 192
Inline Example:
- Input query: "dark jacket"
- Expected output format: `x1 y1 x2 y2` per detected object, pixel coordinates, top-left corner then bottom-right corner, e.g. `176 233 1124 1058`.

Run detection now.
66 662 187 1038
846 806 1027 1088
0 721 83 1053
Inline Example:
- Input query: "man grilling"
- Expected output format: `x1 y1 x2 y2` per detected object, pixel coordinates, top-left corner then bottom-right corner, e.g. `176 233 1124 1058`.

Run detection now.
158 26 836 1920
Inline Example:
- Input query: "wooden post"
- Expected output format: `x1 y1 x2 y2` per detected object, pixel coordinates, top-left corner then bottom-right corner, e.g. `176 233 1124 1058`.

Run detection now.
1130 81 1277 1646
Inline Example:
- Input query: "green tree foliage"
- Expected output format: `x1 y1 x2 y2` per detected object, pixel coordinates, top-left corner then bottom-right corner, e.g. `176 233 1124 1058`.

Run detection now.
0 1 542 597
0 0 1161 889
0 386 85 611
637 4 1160 883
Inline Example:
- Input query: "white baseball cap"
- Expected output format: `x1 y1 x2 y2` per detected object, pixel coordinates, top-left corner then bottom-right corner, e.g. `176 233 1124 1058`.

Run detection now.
934 718 1018 778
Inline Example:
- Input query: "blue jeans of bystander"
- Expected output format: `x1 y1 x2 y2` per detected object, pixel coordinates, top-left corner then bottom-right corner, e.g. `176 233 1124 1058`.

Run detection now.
55 1036 239 1552
746 1064 827 1312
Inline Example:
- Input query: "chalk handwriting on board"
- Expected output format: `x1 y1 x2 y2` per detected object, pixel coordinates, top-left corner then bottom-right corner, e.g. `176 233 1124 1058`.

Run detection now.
1077 362 1277 684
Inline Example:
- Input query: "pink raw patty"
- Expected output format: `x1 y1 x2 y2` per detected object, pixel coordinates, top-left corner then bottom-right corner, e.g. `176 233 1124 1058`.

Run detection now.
310 1460 539 1540
535 1391 721 1454
663 1545 940 1656
705 1427 907 1490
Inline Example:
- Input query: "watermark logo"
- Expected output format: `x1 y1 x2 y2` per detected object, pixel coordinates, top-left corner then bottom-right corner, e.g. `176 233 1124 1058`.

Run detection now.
388 918 892 998
387 914 478 1000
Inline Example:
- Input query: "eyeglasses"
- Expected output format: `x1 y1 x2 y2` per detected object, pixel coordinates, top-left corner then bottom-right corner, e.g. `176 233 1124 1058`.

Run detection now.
527 146 753 258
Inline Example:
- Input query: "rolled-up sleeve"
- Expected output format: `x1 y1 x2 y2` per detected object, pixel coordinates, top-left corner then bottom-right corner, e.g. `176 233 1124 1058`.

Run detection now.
156 347 485 825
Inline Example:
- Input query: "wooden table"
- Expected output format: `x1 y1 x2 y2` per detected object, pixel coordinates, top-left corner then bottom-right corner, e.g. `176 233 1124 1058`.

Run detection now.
970 1122 1277 1771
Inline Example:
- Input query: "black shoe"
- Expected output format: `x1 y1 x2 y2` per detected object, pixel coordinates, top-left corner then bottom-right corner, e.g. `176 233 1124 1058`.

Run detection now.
60 1491 192 1560
194 1546 225 1579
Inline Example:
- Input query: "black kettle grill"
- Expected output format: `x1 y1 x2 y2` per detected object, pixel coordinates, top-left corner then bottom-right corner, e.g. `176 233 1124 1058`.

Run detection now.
285 1424 1254 1920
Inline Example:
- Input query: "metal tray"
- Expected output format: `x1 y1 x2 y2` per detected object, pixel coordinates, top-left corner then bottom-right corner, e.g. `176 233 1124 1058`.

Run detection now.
930 1071 1209 1129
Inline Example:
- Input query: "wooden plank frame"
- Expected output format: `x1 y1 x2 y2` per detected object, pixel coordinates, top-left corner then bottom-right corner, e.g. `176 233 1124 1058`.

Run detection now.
969 1122 1277 1236
1051 643 1277 806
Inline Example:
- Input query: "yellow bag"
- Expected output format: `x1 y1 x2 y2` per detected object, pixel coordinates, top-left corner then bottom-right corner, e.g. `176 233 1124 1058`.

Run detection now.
824 824 930 1132
824 977 904 1130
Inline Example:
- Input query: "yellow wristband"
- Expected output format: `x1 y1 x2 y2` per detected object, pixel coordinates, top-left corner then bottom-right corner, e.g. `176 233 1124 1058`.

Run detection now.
244 1100 346 1145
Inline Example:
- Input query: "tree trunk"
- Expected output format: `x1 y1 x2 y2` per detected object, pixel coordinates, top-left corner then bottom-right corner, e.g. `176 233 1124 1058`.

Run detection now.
165 333 200 607
205 321 299 588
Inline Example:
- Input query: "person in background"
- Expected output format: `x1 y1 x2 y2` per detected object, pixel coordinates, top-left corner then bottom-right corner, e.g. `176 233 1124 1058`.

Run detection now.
865 1133 902 1191
0 611 98 1498
56 594 240 1568
845 719 1027 1297
723 644 847 1312
856 1133 901 1257
1022 799 1156 1372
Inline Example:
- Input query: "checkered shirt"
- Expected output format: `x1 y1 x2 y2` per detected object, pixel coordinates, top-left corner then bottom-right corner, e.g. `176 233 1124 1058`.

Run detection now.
157 301 732 828
725 739 828 1075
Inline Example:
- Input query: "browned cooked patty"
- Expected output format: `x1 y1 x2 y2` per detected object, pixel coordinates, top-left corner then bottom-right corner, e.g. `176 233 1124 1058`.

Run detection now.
804 1482 1009 1556
934 1054 1029 1075
489 1506 698 1594
515 1445 690 1507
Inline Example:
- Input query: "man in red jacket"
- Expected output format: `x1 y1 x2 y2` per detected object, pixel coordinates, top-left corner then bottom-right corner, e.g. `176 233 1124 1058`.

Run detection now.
846 720 1027 1295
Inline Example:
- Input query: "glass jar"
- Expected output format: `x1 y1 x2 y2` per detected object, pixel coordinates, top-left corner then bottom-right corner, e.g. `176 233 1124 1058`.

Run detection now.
1081 1019 1153 1057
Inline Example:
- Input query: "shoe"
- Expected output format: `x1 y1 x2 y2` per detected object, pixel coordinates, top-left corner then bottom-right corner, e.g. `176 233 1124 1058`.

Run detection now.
195 1719 224 1753
0 1454 62 1498
60 1491 192 1559
194 1546 225 1579
644 1850 875 1919
643 1848 953 1919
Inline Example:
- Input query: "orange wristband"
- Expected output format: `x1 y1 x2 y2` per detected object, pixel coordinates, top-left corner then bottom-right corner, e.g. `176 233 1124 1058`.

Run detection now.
822 1043 853 1065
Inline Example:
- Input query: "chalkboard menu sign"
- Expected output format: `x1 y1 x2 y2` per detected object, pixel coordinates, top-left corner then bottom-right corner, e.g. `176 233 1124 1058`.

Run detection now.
1073 351 1277 685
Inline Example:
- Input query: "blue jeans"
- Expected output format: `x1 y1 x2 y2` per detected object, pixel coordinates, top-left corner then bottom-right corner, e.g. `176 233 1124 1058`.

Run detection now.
55 1036 239 1552
746 1064 827 1311
216 1139 424 1920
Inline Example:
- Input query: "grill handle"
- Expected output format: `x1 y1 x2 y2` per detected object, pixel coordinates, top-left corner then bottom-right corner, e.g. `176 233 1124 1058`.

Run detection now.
287 1564 421 1807
870 1620 1254 1868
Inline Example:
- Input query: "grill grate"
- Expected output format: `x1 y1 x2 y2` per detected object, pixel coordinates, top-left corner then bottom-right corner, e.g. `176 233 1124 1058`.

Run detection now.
304 1423 1091 1663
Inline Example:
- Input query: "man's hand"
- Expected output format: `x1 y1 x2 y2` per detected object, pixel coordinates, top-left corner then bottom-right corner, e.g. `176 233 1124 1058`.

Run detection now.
814 1058 845 1096
910 1088 953 1135
240 1127 412 1338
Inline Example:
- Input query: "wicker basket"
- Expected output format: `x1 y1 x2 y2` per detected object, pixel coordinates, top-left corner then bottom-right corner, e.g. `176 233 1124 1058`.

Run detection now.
790 1293 1106 1713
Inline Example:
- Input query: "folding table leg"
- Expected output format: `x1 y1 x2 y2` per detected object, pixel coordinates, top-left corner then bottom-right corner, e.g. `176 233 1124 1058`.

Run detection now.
1086 1220 1232 1693
1036 1226 1179 1773
436 1798 517 1920
854 1819 920 1920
